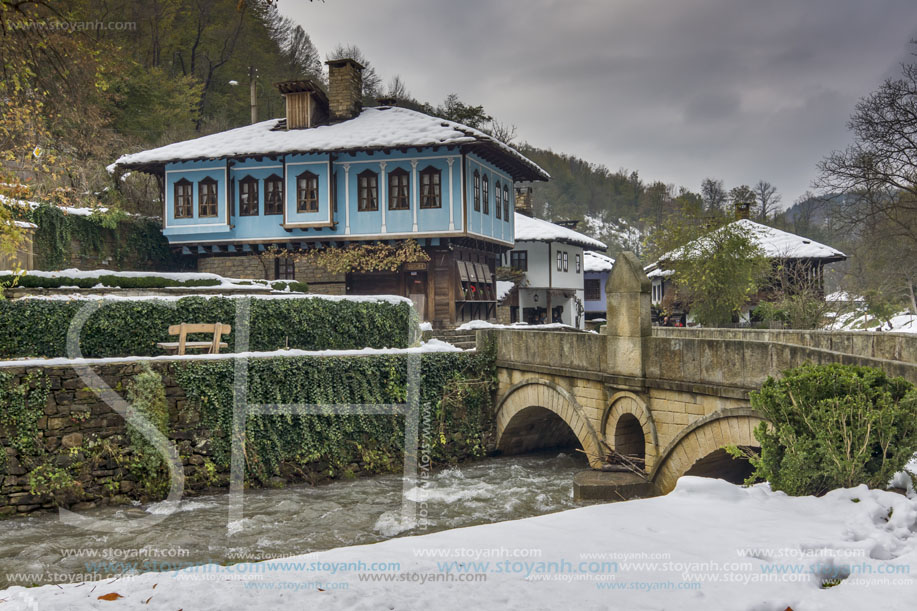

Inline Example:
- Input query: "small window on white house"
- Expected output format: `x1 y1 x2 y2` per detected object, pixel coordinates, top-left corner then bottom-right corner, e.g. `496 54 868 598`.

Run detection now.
575 254 581 273
556 251 563 271
563 252 569 272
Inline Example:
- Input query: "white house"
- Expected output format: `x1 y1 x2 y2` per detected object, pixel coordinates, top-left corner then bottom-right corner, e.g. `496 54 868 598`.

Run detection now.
644 214 846 324
501 191 606 328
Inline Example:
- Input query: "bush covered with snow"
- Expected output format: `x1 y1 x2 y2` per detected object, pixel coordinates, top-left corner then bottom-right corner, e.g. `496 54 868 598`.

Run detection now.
746 363 917 495
0 295 412 358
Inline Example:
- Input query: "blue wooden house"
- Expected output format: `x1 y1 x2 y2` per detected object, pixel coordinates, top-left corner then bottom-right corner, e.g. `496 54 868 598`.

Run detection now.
109 59 548 327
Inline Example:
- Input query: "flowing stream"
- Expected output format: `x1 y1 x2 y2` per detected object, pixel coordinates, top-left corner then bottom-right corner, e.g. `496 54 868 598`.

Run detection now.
0 452 588 587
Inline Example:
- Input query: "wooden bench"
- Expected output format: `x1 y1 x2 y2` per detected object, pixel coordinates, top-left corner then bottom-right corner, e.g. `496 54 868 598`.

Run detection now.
156 323 231 356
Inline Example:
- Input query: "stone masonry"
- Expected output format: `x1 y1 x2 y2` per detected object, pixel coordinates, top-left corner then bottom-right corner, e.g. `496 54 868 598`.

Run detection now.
489 251 917 494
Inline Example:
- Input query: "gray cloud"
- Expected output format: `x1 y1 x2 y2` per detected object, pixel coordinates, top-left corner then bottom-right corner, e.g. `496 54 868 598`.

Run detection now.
279 0 917 206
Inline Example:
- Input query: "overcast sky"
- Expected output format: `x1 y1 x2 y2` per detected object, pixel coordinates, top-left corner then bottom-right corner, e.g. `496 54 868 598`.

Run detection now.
279 0 916 208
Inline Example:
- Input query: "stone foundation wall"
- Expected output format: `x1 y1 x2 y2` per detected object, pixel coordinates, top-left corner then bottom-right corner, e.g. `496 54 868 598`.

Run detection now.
197 255 346 294
197 255 271 279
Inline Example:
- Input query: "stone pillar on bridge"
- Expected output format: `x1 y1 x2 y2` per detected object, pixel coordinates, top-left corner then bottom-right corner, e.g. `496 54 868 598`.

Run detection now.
603 251 651 380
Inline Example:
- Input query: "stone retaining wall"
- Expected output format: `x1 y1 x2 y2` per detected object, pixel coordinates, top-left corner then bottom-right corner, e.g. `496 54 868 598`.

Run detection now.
1 359 374 516
1 361 207 516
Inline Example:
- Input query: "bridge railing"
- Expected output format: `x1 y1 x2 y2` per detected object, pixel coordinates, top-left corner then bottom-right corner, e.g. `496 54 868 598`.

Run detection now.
652 327 917 365
646 332 917 391
486 328 607 377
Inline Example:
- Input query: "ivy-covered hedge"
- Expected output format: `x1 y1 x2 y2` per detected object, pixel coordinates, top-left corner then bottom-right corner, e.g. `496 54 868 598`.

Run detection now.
0 296 412 358
172 344 496 483
12 203 181 271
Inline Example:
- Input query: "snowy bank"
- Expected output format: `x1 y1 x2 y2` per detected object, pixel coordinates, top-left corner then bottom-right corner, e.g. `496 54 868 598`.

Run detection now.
4 477 914 610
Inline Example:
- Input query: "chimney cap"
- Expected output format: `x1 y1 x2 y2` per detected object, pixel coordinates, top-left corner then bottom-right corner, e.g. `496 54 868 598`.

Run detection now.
376 96 398 107
325 57 365 71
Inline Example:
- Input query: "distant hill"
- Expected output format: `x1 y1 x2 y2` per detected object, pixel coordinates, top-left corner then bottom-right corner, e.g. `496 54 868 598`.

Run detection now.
517 146 643 224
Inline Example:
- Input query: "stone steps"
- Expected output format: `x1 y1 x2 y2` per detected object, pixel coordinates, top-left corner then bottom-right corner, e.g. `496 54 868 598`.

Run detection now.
424 329 477 350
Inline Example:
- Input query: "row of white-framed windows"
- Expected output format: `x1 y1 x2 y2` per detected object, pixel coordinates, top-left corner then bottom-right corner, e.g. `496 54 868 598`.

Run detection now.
358 167 443 212
471 170 511 222
235 175 283 216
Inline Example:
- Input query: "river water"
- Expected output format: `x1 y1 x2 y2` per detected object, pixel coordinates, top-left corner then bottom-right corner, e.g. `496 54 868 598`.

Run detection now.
0 452 588 587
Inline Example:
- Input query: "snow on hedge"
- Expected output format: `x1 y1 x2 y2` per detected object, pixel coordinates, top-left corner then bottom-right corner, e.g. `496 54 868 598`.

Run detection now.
109 107 548 180
0 193 108 217
0 339 461 369
4 477 916 610
514 213 607 250
14 292 412 304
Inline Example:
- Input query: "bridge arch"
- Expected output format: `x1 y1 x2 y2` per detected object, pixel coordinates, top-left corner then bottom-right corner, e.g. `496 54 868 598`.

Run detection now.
650 407 765 494
496 379 604 468
601 392 658 470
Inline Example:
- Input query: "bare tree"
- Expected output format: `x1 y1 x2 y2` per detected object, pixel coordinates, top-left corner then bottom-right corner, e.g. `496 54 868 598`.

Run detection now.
816 42 917 313
700 178 728 213
488 120 517 145
327 43 382 99
386 75 410 100
753 180 781 222
816 42 917 242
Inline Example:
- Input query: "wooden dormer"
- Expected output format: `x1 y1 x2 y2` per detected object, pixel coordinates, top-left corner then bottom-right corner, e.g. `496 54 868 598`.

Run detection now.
276 80 329 129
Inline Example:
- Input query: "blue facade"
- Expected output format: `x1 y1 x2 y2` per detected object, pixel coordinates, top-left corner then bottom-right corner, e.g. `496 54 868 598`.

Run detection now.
161 147 515 246
584 270 609 316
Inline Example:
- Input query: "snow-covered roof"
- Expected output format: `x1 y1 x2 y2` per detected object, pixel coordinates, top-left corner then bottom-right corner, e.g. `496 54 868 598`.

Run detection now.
583 250 615 273
648 219 846 272
496 280 515 302
109 106 549 182
513 213 607 250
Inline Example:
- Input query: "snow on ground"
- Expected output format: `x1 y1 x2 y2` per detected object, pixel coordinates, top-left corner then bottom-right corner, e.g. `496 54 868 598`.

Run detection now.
584 214 643 253
827 309 917 335
3 477 915 610
0 339 462 369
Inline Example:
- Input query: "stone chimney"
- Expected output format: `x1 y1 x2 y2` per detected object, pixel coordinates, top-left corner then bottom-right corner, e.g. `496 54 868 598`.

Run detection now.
276 80 327 129
734 201 751 220
325 58 364 122
515 187 534 217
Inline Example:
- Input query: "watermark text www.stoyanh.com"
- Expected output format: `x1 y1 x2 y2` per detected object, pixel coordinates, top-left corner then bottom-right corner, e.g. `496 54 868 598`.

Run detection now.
12 20 136 32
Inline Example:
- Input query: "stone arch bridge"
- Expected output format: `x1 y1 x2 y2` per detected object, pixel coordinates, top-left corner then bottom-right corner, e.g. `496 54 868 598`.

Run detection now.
484 253 917 495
